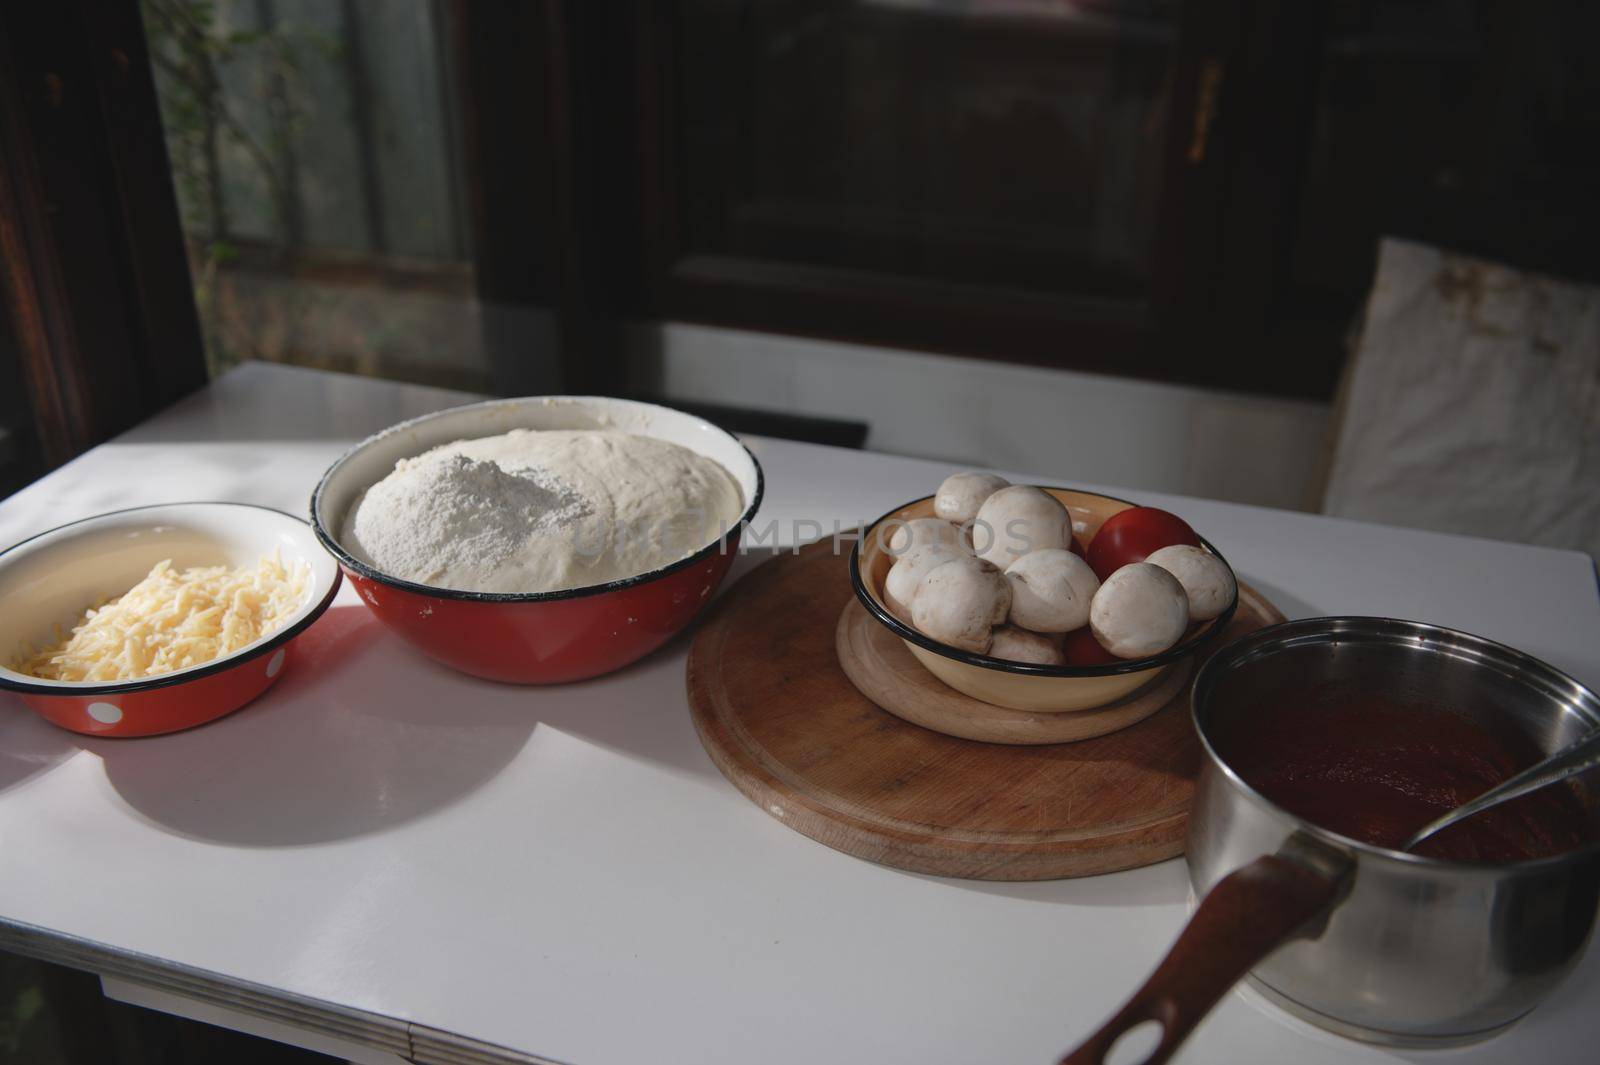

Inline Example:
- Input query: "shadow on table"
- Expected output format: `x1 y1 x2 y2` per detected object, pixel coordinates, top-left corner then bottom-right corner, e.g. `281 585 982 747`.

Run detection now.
69 604 532 847
72 595 736 847
0 706 77 794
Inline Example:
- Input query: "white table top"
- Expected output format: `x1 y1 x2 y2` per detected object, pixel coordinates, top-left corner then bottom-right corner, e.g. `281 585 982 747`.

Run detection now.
2 362 1598 1065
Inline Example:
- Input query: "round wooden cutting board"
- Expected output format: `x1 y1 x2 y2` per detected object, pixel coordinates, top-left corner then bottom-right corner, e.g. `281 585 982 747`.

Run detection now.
687 540 1286 881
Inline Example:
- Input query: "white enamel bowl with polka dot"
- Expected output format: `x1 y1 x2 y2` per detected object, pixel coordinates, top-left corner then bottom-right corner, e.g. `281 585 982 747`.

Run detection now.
0 503 341 737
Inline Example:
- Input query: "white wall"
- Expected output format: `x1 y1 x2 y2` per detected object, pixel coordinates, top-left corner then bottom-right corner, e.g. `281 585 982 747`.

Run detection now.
628 322 1333 512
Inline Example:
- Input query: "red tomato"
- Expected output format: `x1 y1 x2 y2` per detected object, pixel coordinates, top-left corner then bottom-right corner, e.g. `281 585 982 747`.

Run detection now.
1062 626 1119 666
1085 507 1201 581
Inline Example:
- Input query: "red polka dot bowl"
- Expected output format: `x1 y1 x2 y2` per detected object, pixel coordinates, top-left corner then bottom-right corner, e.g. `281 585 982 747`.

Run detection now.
0 502 342 737
310 396 764 684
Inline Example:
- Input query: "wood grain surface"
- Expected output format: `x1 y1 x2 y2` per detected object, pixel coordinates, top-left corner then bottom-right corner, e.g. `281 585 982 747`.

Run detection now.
687 540 1286 880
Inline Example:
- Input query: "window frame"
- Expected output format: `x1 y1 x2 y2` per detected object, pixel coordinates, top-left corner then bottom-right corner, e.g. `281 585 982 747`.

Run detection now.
626 0 1340 400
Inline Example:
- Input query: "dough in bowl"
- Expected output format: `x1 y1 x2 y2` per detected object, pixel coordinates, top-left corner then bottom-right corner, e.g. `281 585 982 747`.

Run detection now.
342 429 743 594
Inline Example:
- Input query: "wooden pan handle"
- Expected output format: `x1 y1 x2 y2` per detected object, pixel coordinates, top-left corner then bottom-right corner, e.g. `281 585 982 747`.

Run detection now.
1058 852 1345 1065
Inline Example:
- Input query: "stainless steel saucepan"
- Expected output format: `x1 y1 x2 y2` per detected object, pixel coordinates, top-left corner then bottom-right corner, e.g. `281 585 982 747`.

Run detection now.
1063 618 1600 1063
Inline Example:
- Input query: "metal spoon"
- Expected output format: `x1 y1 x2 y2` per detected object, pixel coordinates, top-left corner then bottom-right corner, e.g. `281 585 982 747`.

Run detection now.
1401 730 1600 852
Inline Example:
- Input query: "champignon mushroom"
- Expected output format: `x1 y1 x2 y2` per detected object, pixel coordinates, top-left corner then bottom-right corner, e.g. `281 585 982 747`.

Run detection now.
1004 548 1100 633
934 472 1010 525
883 542 965 623
973 485 1071 570
1089 562 1189 659
886 516 967 556
1144 544 1237 621
989 626 1066 666
910 556 1011 654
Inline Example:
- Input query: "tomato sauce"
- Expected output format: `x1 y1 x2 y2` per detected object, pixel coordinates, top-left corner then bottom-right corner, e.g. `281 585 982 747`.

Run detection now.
1214 695 1596 863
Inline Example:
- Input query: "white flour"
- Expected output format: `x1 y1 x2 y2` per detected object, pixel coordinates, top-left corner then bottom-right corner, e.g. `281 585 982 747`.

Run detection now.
341 429 743 594
346 453 590 583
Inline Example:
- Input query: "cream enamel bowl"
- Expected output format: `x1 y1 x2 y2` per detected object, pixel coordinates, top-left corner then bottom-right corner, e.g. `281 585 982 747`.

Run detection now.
849 488 1236 712
0 503 341 737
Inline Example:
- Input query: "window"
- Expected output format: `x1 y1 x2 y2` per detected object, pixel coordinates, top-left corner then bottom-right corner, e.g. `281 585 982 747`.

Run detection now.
142 0 491 390
6 0 1598 479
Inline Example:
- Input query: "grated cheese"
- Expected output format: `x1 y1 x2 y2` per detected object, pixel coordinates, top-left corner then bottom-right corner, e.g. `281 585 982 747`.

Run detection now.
15 555 310 683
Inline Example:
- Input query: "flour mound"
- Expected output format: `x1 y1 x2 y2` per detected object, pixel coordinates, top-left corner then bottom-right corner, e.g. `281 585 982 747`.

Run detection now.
347 453 589 585
340 429 744 594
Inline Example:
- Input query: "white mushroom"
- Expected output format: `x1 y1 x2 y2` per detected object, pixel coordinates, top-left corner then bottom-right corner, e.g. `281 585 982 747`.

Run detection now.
934 472 1010 525
1004 549 1100 633
989 626 1066 666
973 486 1071 570
886 516 967 556
1089 563 1190 659
1144 544 1237 621
883 542 965 623
910 556 1011 654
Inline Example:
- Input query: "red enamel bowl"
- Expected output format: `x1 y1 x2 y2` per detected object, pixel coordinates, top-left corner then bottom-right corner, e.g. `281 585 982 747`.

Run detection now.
309 396 764 684
0 503 342 737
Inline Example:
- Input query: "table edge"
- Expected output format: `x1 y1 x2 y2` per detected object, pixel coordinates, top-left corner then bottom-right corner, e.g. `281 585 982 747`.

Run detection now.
0 916 564 1065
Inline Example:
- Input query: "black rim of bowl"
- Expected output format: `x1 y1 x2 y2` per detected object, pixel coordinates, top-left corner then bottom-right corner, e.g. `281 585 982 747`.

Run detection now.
0 501 343 697
309 397 766 604
848 489 1238 678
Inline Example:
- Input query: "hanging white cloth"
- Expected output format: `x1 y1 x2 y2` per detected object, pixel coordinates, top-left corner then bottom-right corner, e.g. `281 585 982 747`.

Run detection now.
1323 238 1600 560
